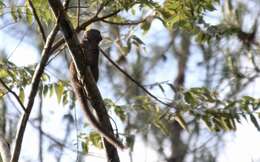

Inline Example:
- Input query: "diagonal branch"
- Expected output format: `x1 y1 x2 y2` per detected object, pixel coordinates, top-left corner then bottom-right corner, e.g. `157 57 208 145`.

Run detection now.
11 1 70 162
77 9 121 31
28 0 46 42
0 78 26 111
47 1 122 161
10 25 59 162
99 48 172 107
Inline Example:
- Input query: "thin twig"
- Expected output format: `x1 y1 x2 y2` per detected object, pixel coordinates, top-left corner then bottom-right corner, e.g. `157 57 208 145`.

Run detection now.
0 22 17 30
7 27 30 60
108 115 120 138
143 80 170 88
99 48 172 107
28 0 46 42
95 0 111 17
0 78 26 111
46 44 66 65
248 50 260 72
50 9 121 54
38 95 43 162
29 120 105 159
76 9 121 31
101 19 145 26
29 120 81 154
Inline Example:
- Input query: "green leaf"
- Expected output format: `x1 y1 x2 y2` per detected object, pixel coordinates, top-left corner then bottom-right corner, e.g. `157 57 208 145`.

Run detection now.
0 91 4 97
184 91 197 106
25 6 33 25
62 91 68 106
49 84 55 97
114 106 126 121
202 89 216 103
131 35 145 45
43 85 48 97
17 7 23 19
55 81 64 104
18 87 25 104
221 117 233 131
0 69 8 78
205 2 216 11
170 14 188 27
212 117 225 132
81 141 89 153
126 135 135 150
140 20 151 33
240 97 251 112
104 98 115 109
89 132 103 149
250 114 260 131
242 96 255 102
0 82 7 97
11 6 17 22
175 113 188 131
224 101 236 109
41 73 50 81
153 119 169 135
0 0 6 7
202 115 214 131
230 117 237 130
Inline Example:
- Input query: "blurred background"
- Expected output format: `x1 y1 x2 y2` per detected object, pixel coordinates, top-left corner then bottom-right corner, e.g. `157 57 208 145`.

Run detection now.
0 0 260 162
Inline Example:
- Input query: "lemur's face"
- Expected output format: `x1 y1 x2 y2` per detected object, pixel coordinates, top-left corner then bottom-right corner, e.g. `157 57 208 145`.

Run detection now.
84 29 102 44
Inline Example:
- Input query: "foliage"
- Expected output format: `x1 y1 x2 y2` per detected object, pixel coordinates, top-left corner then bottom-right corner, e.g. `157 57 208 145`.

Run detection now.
104 86 260 134
0 0 260 161
0 58 73 106
80 131 103 153
157 0 218 30
0 59 35 99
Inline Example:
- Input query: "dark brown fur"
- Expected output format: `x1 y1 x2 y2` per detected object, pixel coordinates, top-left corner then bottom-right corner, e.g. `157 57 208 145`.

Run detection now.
69 29 124 149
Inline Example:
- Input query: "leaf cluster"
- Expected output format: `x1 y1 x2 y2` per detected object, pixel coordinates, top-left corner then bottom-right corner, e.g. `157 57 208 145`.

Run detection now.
122 86 260 136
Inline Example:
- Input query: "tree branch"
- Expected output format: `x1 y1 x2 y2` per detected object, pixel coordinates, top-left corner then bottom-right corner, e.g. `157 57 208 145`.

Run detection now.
50 9 121 54
99 48 172 107
38 95 43 162
10 25 59 162
101 19 145 26
0 78 26 111
47 1 122 161
95 0 111 17
28 0 46 42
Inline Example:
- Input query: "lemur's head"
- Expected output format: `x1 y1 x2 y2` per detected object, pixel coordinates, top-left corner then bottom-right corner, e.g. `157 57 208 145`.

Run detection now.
83 29 102 44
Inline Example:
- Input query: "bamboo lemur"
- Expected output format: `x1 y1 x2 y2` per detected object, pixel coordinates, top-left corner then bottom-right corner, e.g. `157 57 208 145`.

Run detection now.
69 29 124 149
